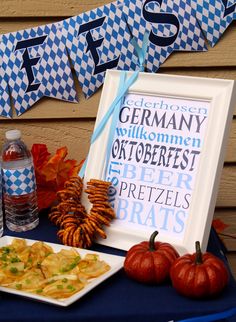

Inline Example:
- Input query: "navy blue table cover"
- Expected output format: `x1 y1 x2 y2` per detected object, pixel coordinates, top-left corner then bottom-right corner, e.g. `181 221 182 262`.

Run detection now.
1 211 236 322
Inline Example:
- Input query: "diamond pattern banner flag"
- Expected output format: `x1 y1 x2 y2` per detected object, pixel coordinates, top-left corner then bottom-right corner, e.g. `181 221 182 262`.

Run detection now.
122 0 207 73
192 0 236 47
0 49 11 118
62 1 139 98
0 22 77 116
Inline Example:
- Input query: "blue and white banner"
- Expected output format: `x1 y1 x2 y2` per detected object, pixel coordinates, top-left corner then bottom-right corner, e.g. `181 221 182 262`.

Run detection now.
62 1 139 98
0 50 11 118
0 0 234 117
192 0 236 47
0 22 77 116
122 0 207 73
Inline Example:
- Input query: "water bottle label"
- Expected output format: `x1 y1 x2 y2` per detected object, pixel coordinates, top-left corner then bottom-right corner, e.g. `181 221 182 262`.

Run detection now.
2 165 36 196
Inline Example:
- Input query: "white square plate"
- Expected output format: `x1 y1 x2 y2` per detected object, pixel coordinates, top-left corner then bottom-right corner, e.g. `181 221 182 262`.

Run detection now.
0 236 124 306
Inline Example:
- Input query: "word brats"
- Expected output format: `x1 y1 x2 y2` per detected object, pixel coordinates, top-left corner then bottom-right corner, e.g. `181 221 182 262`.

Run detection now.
0 23 77 116
122 0 207 73
192 0 236 47
62 1 138 98
0 49 11 118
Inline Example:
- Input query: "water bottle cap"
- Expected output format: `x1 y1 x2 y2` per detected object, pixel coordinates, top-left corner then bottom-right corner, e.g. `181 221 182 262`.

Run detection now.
5 129 22 140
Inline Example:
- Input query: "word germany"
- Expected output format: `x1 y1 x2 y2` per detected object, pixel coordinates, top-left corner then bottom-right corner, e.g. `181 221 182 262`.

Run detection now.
119 107 207 134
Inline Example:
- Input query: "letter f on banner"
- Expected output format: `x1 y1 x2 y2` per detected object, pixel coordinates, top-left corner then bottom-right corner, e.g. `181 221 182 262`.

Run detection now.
1 22 77 116
15 36 47 93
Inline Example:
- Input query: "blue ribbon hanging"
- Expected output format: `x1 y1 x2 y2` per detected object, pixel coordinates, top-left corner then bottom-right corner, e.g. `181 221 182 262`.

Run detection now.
104 71 127 172
130 31 149 72
79 32 149 178
78 70 139 178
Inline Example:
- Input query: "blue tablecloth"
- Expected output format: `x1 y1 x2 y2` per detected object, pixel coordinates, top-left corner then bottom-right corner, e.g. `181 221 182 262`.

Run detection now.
1 211 236 322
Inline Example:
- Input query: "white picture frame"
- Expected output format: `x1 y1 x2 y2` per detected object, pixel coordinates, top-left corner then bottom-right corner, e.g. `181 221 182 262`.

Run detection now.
82 70 236 255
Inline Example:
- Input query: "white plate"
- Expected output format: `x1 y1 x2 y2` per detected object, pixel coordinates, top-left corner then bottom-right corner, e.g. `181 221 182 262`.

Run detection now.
0 236 124 306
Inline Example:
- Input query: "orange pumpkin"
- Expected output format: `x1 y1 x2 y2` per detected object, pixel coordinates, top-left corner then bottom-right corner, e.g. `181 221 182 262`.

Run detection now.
124 231 179 284
170 241 229 298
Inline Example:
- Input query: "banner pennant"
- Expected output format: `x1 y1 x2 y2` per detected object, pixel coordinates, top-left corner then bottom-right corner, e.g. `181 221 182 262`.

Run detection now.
62 0 139 98
0 49 12 118
1 22 78 116
122 0 207 73
191 0 236 47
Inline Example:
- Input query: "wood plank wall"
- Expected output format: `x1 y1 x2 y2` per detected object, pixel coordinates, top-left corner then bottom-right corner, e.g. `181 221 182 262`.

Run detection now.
0 1 236 256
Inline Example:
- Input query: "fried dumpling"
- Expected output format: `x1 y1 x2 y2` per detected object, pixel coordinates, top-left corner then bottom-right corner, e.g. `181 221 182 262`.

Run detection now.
78 254 110 279
40 248 81 278
11 239 27 253
0 240 25 269
0 261 25 284
5 268 45 292
42 277 84 299
27 241 53 268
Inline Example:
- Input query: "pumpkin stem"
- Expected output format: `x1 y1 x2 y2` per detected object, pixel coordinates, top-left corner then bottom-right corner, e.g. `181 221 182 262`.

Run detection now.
149 231 158 251
195 241 203 265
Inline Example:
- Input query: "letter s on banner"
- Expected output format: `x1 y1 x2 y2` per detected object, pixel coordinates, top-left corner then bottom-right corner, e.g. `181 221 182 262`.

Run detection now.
142 0 180 47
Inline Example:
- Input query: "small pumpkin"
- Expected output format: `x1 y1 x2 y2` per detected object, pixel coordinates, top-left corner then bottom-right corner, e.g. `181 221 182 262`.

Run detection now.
170 241 229 298
124 231 179 284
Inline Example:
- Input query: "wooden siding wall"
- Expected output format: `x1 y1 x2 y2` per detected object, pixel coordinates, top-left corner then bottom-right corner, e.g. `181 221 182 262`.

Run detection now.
0 1 236 254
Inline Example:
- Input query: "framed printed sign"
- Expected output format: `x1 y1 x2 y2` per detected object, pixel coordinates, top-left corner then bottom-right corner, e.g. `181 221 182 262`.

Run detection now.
82 70 236 255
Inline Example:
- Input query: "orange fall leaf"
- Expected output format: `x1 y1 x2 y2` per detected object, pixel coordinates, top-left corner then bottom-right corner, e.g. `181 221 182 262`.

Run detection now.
31 144 81 210
212 219 229 233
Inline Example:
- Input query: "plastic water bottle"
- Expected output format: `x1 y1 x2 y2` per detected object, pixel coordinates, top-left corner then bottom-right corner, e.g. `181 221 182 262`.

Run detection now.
1 129 39 232
0 161 3 237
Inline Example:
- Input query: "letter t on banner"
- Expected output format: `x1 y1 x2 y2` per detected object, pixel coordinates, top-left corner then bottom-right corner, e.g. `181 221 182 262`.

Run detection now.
62 1 139 98
191 0 236 47
122 0 207 73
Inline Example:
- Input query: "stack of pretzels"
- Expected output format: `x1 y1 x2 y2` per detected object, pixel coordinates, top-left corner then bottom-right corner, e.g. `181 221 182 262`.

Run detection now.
48 176 116 248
